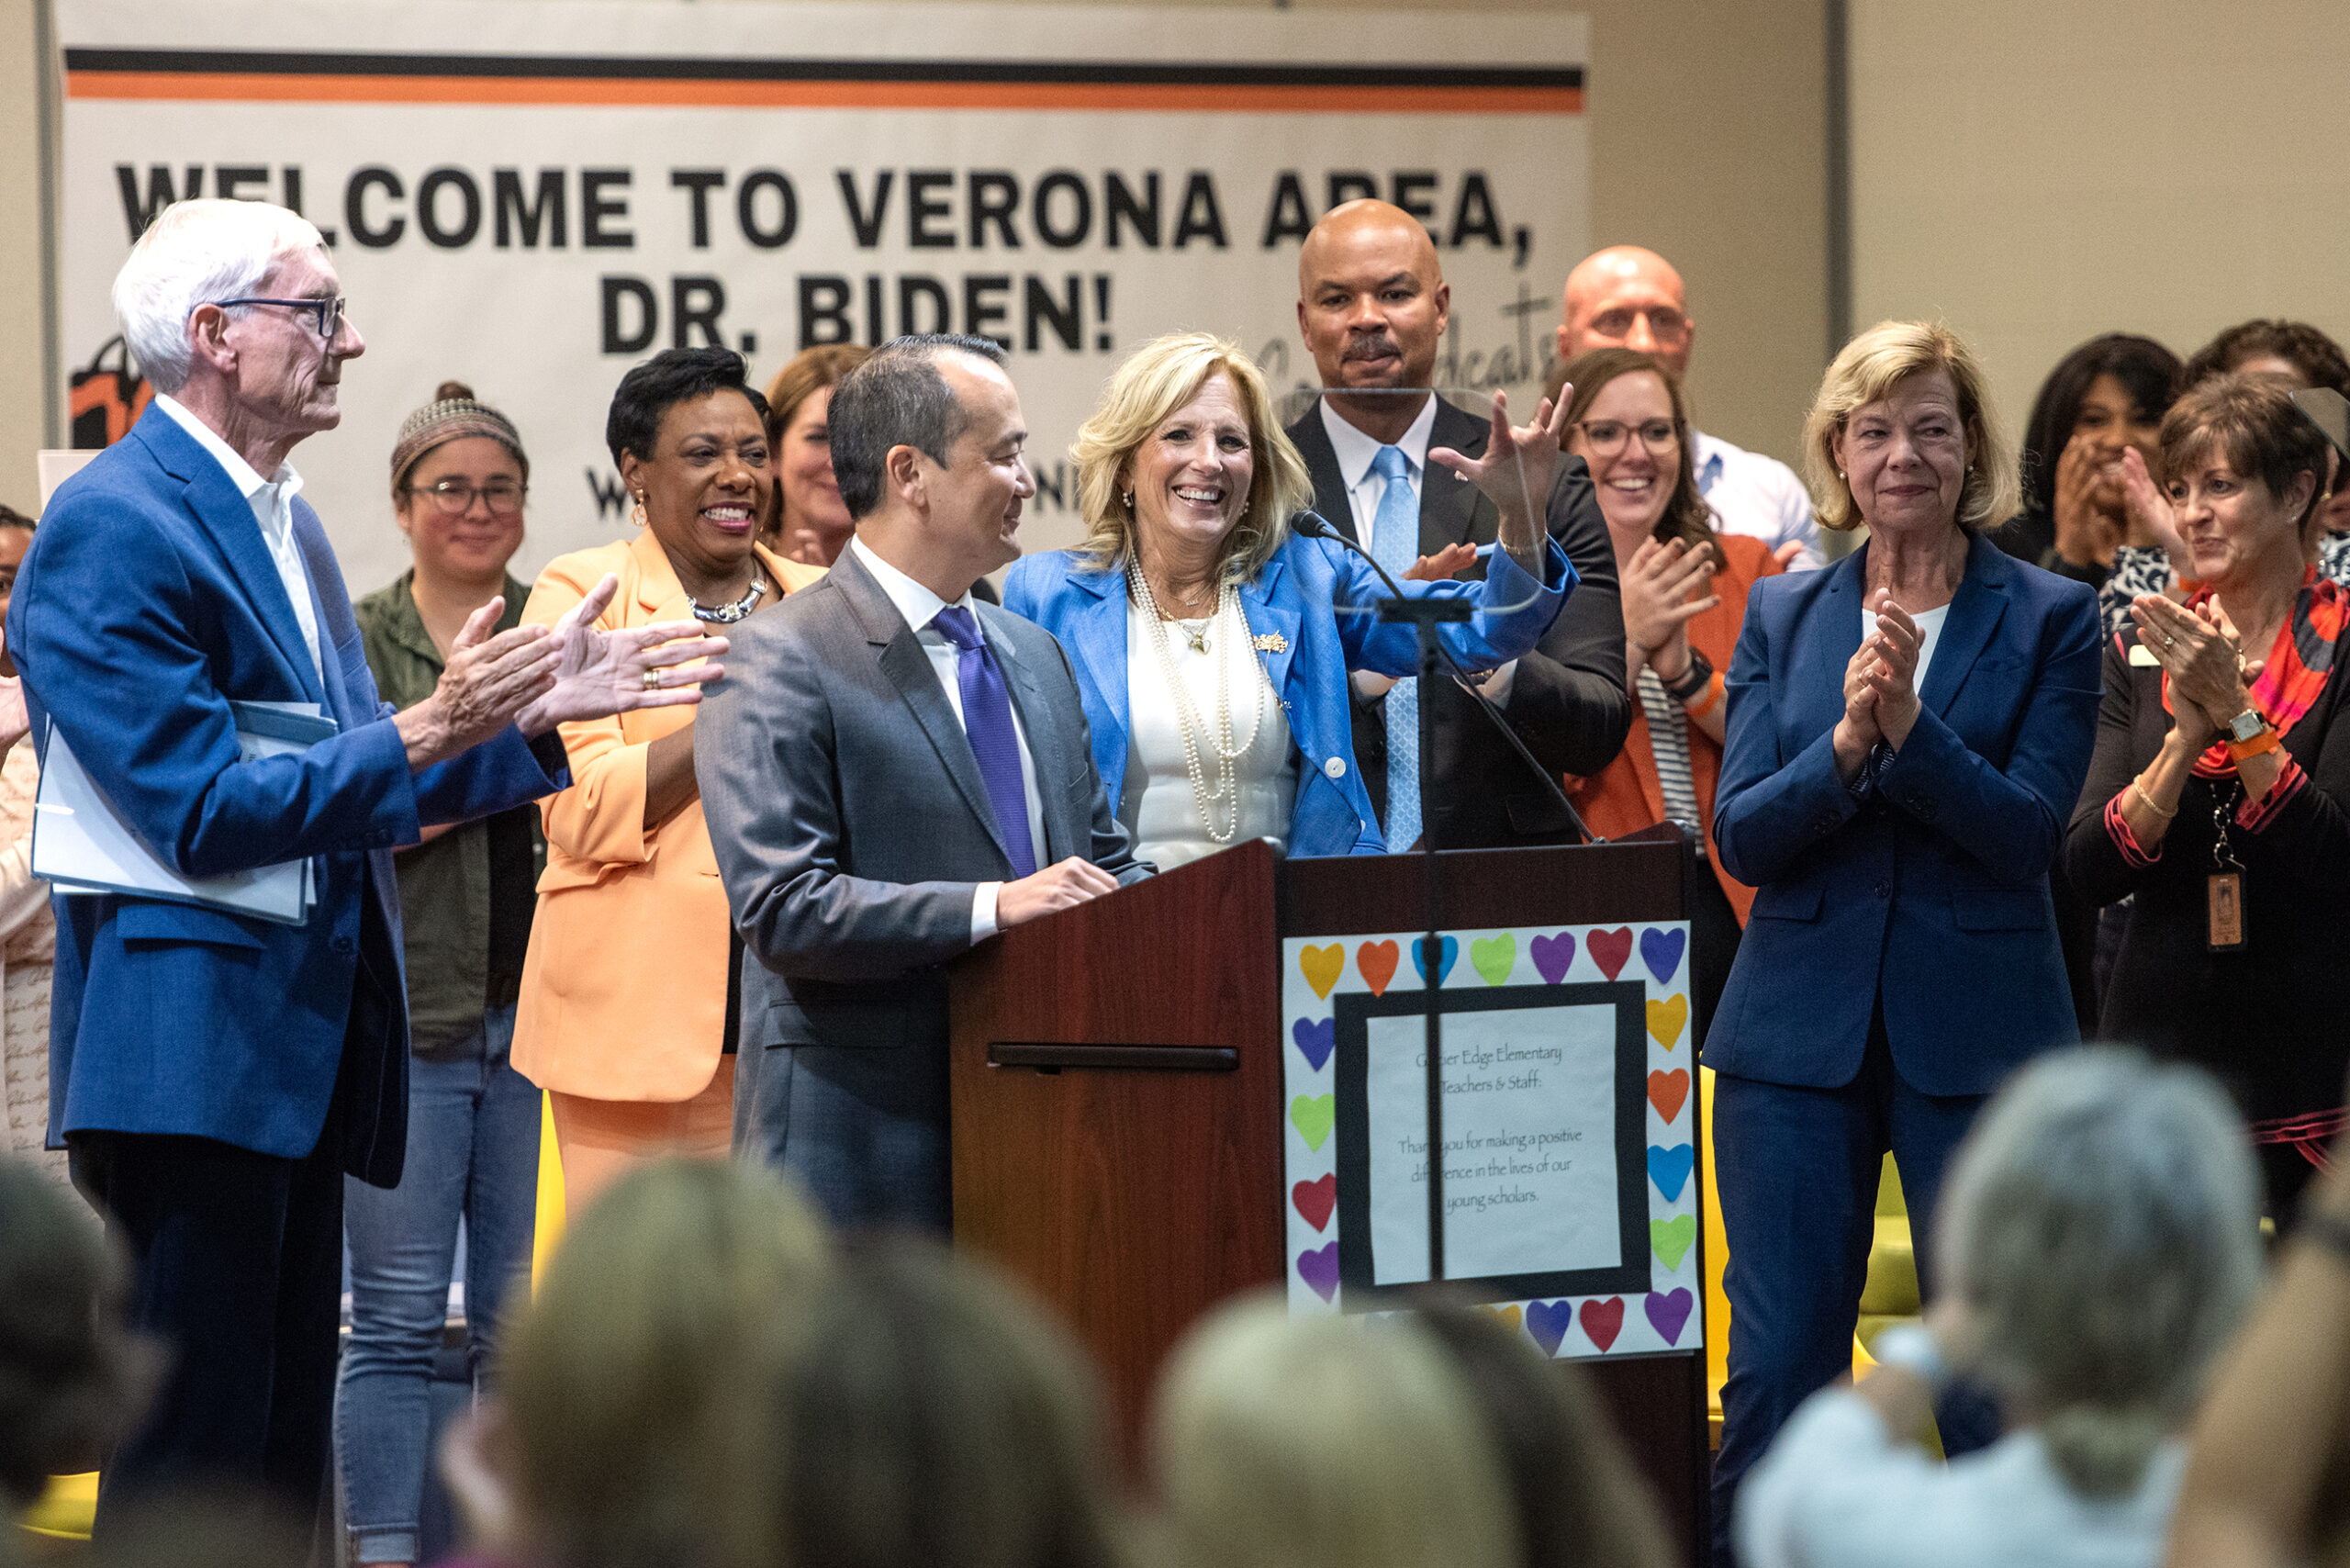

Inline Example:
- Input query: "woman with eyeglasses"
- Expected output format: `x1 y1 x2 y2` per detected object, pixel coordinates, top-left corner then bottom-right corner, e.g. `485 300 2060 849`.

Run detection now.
1551 349 1783 1037
340 380 547 1568
512 348 823 1218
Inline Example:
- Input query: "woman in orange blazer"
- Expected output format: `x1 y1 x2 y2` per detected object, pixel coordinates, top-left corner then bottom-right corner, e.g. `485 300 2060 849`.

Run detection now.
515 349 824 1215
1557 349 1785 1039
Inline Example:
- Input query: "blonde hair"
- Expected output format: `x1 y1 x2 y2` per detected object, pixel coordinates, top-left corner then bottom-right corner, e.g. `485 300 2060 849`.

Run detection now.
1070 332 1314 584
1802 319 2018 533
1148 1294 1519 1568
500 1159 831 1568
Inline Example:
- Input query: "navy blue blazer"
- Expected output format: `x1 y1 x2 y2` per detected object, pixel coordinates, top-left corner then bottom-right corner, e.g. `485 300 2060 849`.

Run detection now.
1703 533 2101 1097
1002 530 1573 858
13 406 565 1185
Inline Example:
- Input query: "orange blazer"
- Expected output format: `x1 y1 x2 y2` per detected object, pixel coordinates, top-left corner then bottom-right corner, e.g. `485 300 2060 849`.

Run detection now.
511 530 825 1101
1566 532 1782 924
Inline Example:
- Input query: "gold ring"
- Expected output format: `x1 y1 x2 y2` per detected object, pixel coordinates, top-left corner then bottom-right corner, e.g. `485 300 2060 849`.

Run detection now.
643 668 662 690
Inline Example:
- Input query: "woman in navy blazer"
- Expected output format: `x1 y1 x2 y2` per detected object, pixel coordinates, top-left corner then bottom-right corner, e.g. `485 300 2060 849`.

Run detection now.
1702 321 2103 1562
1005 332 1574 866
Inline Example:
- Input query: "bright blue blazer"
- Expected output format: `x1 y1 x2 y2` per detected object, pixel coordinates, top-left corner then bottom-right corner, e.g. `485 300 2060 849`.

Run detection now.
1703 533 2101 1097
1002 529 1574 858
13 406 565 1185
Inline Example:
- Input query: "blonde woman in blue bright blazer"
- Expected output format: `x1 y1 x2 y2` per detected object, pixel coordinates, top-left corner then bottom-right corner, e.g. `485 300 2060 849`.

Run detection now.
1004 332 1575 868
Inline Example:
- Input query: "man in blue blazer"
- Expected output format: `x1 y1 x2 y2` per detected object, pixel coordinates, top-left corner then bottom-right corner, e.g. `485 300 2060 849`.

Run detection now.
15 199 723 1526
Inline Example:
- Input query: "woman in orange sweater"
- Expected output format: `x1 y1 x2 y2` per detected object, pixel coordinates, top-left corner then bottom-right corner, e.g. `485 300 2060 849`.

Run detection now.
1557 349 1784 1039
516 348 824 1215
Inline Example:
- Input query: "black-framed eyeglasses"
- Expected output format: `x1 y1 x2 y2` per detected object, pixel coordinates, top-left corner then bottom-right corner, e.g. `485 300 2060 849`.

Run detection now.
408 479 527 517
215 296 347 342
1571 418 1681 457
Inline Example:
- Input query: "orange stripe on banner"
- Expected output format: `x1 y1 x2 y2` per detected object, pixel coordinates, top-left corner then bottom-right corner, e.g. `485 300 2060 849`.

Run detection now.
65 71 1583 114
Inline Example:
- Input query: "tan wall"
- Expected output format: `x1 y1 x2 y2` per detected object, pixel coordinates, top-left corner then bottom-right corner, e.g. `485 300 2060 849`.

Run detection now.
0 0 1830 496
1851 0 2350 458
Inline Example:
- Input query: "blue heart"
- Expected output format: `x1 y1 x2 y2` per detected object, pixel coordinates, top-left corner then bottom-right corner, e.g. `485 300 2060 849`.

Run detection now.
1292 1016 1336 1072
1647 1143 1695 1203
1640 926 1688 986
1411 935 1458 985
1525 1298 1573 1358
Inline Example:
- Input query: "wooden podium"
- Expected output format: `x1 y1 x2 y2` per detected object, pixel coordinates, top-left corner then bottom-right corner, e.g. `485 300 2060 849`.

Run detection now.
949 834 1709 1562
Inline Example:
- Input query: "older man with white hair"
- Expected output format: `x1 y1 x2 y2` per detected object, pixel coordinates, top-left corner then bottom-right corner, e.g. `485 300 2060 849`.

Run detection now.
1558 245 1824 571
13 198 725 1527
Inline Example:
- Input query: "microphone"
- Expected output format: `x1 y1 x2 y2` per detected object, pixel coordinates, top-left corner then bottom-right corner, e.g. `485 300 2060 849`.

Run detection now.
1290 509 1595 846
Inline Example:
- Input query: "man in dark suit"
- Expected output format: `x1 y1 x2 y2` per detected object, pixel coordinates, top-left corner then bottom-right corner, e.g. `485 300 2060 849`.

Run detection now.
697 334 1149 1231
1285 199 1628 848
17 198 722 1527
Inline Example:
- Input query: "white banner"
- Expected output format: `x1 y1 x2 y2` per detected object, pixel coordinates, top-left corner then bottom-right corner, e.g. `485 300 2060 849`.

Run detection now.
58 0 1587 593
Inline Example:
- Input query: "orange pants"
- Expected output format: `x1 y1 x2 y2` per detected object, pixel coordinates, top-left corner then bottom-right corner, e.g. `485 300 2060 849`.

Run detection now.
546 1067 735 1221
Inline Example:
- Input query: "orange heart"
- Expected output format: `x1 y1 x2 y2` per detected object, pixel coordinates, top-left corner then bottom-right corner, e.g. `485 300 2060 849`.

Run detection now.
1485 1304 1524 1332
1358 940 1400 996
1300 943 1344 1000
1648 1068 1690 1123
1646 994 1689 1050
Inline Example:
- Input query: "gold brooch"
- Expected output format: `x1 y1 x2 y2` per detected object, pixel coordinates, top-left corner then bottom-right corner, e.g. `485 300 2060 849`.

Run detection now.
1253 632 1289 654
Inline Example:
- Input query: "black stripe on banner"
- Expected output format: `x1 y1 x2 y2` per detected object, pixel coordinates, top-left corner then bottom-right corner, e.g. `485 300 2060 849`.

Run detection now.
62 46 1583 91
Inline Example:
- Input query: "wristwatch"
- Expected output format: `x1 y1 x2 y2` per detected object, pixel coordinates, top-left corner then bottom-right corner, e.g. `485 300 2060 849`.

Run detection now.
2225 708 2266 745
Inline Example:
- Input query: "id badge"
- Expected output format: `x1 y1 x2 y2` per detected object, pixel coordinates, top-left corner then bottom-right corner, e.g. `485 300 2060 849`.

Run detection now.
2207 871 2246 952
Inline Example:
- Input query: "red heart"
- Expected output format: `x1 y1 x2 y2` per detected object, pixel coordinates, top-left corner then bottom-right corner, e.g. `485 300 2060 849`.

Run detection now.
1292 1174 1337 1232
1358 940 1400 996
1588 926 1634 980
1648 1069 1690 1124
1579 1296 1626 1352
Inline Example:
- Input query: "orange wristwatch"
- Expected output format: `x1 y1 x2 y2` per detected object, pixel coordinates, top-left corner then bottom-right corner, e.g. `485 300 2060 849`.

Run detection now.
2224 708 2280 762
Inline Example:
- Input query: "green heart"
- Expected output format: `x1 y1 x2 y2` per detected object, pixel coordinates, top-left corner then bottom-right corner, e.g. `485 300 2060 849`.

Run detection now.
1470 933 1516 986
1290 1093 1336 1152
1650 1214 1695 1271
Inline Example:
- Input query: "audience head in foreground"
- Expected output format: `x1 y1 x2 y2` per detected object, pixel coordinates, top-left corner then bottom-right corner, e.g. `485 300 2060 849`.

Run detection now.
1149 1293 1520 1568
1411 1298 1673 1568
742 1237 1125 1568
1737 1048 2261 1568
470 1159 830 1568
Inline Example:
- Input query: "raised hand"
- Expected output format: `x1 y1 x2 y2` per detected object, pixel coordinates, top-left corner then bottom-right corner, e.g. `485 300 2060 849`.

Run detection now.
2132 593 2248 750
1863 591 1924 748
2051 431 2122 568
1832 635 1885 781
397 597 561 768
1621 536 1719 677
513 573 730 736
2119 447 2191 568
1428 386 1573 563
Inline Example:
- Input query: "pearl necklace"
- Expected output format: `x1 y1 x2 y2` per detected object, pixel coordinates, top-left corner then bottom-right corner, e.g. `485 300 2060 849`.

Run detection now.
1127 558 1267 845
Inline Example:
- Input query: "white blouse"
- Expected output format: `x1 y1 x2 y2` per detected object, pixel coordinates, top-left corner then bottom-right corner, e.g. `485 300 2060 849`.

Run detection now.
1121 599 1296 871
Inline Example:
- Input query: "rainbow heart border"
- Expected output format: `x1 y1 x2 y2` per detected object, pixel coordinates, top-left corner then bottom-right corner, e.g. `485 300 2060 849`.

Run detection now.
1280 920 1699 1360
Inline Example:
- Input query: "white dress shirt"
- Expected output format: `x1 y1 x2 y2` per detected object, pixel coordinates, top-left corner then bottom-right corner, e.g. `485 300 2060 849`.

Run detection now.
849 537 1044 943
1120 598 1296 871
1739 1389 2184 1568
154 394 323 680
1695 428 1825 572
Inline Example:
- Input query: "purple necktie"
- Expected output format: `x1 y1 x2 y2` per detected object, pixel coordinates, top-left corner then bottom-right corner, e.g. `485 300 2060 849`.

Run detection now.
930 605 1039 879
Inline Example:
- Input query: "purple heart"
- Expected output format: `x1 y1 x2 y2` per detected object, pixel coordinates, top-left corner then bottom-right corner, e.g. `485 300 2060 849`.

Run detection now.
1526 1298 1574 1357
1292 1016 1336 1071
1297 1242 1340 1304
1639 926 1688 986
1530 931 1577 984
1644 1287 1695 1346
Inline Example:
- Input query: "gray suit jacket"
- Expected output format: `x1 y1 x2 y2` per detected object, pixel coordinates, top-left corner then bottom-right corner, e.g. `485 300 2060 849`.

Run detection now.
695 547 1148 1053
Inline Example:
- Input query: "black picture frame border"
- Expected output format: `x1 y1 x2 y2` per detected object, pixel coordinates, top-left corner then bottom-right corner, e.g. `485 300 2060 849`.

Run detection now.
1330 980 1650 1308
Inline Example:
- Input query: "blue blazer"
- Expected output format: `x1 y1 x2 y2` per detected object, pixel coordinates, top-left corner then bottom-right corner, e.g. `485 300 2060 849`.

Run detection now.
1003 529 1574 857
13 406 565 1185
1703 533 2101 1097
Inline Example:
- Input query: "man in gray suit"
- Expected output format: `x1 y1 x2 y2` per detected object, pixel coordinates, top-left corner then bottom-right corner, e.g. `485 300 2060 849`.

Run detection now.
696 334 1149 1230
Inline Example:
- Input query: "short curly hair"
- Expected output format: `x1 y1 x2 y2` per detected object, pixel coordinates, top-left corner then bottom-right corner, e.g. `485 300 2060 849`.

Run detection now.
2181 319 2350 398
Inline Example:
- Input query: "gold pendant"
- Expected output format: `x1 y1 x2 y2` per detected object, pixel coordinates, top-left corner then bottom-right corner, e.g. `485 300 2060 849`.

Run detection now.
1252 632 1288 654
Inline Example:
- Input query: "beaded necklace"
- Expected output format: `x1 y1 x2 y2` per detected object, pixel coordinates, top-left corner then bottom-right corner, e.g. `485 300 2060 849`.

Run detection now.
1126 557 1267 845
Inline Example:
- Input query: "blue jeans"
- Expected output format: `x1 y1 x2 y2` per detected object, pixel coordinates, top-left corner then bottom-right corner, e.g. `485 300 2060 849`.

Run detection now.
336 1004 539 1564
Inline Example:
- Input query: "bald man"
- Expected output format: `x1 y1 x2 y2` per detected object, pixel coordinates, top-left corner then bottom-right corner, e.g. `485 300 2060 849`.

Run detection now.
1560 245 1824 570
1287 199 1628 850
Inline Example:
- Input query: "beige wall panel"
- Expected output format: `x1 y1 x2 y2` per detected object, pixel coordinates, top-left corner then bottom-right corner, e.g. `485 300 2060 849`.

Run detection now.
1852 0 2350 454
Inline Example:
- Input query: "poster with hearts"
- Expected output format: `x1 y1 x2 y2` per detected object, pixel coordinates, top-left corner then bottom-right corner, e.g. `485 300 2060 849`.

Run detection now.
1281 921 1699 1361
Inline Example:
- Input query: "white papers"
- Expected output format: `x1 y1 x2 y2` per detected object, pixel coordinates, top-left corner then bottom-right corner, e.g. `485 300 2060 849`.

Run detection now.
1367 1003 1620 1285
32 701 337 925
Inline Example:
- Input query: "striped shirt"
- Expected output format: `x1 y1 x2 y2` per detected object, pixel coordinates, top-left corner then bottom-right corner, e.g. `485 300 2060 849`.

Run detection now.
1636 666 1702 826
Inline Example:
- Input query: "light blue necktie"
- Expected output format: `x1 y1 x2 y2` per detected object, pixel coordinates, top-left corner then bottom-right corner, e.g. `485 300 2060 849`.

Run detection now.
1368 444 1422 850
